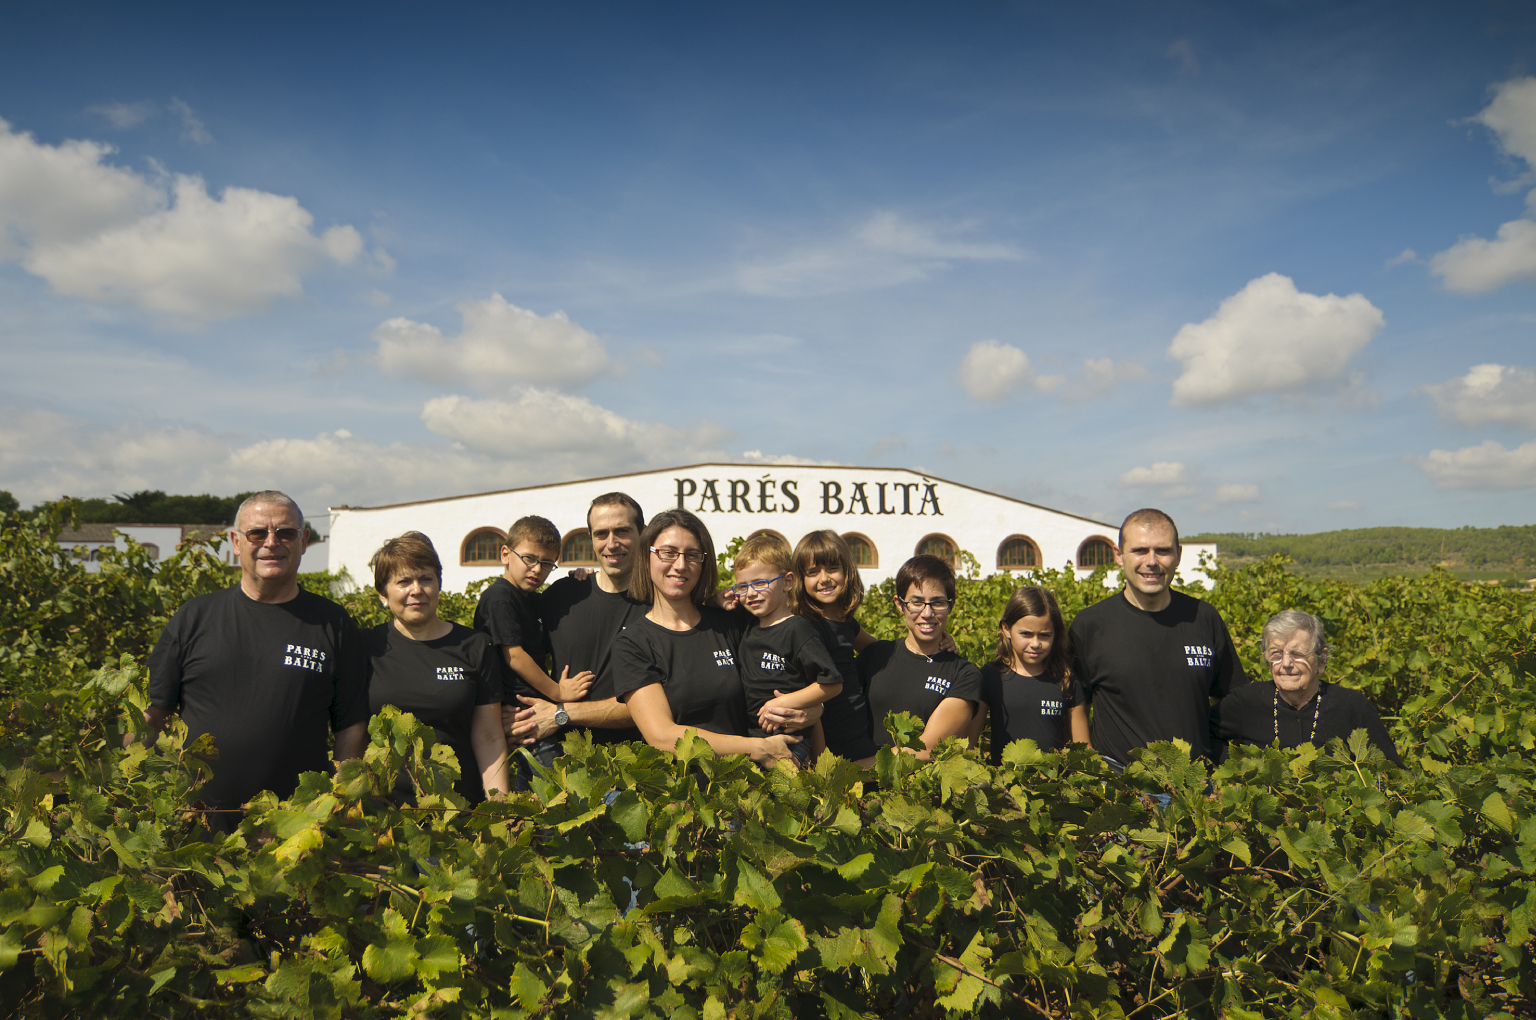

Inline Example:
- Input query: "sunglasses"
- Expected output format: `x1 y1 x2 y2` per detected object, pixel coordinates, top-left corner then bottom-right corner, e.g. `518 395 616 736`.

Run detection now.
240 527 302 545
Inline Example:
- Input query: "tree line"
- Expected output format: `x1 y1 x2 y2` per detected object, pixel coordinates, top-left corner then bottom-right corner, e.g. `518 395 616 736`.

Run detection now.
1187 524 1536 568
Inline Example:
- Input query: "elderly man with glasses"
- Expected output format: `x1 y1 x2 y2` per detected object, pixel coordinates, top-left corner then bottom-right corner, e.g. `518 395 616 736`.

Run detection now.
140 490 370 831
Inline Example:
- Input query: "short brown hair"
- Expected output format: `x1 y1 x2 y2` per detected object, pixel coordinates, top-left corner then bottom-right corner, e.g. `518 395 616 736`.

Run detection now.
587 491 644 532
370 531 443 593
793 530 865 618
895 554 956 603
734 533 795 609
1119 508 1179 549
627 508 718 606
505 515 560 552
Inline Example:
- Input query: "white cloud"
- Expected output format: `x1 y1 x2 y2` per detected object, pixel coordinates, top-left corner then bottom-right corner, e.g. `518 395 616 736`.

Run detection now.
1167 273 1384 405
957 340 1063 402
0 394 739 511
1415 439 1536 489
1327 500 1362 510
739 450 836 465
169 99 212 145
420 390 731 476
1385 248 1419 268
0 118 361 324
373 294 619 391
1166 39 1198 76
1062 357 1146 402
1214 483 1261 503
1117 461 1198 499
88 101 155 129
1430 77 1536 292
1422 363 1536 428
736 211 1020 297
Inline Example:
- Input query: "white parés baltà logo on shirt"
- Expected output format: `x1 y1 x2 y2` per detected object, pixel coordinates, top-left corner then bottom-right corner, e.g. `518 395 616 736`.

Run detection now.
283 644 327 673
713 649 736 667
759 652 785 671
435 666 466 683
1041 699 1064 717
922 675 950 694
1185 644 1214 668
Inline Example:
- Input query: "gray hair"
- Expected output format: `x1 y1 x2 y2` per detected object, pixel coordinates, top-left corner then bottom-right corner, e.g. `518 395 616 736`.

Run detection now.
233 490 304 529
1261 609 1331 673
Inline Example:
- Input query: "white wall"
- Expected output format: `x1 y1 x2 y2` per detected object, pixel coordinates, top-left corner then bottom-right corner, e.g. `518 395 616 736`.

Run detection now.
329 465 1216 593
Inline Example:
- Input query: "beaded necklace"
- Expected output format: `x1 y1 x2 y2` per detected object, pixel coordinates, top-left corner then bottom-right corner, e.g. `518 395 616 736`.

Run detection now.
1274 682 1323 745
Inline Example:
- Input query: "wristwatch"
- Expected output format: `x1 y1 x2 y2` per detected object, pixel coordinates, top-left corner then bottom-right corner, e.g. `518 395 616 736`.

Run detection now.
553 705 571 728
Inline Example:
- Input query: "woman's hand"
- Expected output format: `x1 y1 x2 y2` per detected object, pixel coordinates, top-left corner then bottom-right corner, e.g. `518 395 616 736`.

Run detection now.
750 733 801 768
757 691 824 733
555 667 595 702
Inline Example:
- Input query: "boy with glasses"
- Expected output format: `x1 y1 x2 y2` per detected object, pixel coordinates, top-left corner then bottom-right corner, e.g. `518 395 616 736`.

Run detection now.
856 554 982 760
724 534 842 766
473 515 592 785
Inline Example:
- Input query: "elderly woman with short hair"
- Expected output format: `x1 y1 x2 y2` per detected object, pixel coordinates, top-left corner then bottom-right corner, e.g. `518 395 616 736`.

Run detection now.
1212 609 1401 766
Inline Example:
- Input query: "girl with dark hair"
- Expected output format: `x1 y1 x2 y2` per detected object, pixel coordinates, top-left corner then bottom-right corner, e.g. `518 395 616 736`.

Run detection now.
792 530 880 766
972 586 1089 763
612 509 802 767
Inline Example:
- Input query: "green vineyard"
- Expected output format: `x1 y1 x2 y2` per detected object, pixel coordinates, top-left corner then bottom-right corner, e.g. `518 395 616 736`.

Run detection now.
2 507 1534 1018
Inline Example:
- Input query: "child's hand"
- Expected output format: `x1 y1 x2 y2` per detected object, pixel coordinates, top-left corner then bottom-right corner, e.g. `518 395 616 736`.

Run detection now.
716 587 739 611
556 667 595 702
758 690 812 732
569 567 595 581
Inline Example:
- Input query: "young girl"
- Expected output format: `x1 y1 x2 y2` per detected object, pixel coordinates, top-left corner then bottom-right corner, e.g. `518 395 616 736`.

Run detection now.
972 585 1089 764
792 530 881 766
728 534 842 766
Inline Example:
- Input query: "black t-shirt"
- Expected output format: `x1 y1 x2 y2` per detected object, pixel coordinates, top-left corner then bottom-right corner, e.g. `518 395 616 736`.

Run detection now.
1069 589 1249 765
981 665 1085 763
737 614 841 739
148 586 369 819
857 640 983 748
473 577 547 701
367 622 503 800
1211 681 1402 766
539 574 647 742
612 607 750 737
811 616 879 761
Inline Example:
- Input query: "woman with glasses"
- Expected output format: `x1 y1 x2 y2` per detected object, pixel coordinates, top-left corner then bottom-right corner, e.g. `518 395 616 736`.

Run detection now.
856 554 983 760
612 509 803 767
1212 609 1401 765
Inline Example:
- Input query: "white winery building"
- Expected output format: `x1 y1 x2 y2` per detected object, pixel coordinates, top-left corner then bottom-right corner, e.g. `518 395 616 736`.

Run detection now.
328 464 1215 592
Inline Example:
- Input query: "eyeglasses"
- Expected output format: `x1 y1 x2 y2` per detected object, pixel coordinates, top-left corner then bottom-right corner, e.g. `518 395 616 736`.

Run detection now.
1264 648 1314 665
240 527 301 545
516 552 559 570
896 596 953 615
728 572 789 596
651 546 705 566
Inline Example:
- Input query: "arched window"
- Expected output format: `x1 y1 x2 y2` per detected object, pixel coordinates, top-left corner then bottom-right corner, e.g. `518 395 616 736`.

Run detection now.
916 534 957 566
1078 536 1117 568
748 529 789 548
841 532 878 569
461 528 506 566
997 535 1039 570
561 529 596 565
141 543 161 561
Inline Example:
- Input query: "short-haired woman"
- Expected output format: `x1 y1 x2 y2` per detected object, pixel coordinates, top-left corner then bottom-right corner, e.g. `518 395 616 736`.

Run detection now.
368 532 510 801
612 509 803 767
856 554 982 760
972 585 1090 763
1212 609 1401 766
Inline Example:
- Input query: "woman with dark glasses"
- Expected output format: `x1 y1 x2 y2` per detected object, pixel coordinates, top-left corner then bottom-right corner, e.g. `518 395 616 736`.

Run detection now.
612 509 803 767
856 554 982 760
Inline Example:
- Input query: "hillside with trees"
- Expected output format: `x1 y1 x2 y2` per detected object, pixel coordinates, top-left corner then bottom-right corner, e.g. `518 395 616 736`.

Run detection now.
1187 524 1536 570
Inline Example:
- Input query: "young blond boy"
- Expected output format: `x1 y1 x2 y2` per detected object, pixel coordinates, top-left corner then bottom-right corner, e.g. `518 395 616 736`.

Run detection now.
727 534 842 764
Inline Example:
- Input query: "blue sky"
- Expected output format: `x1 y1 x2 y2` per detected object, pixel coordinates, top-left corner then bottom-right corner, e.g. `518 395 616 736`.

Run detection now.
1 1 1534 532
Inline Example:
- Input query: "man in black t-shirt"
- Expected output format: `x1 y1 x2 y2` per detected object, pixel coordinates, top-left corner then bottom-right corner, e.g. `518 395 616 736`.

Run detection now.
506 492 648 750
1069 508 1248 766
143 490 369 831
